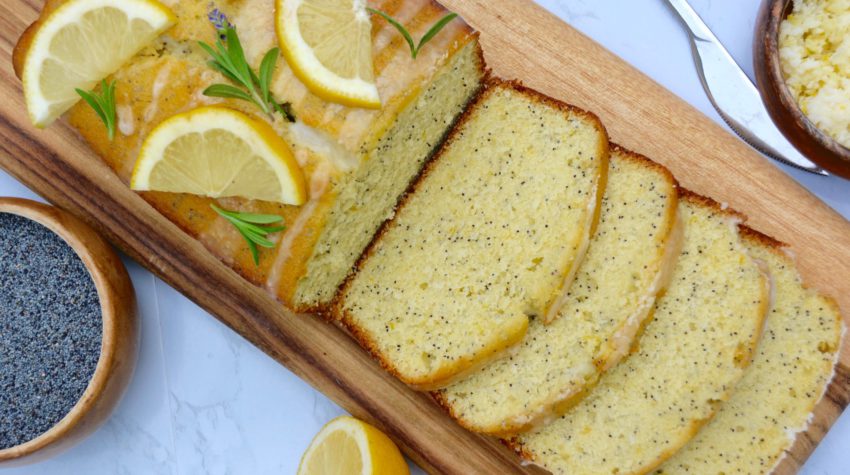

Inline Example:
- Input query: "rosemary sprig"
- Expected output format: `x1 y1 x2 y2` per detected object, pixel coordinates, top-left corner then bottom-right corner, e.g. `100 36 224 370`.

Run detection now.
199 25 295 122
211 204 285 265
76 80 117 140
368 8 458 59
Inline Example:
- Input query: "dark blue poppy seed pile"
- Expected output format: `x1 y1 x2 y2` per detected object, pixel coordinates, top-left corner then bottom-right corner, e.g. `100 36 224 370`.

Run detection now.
0 213 102 449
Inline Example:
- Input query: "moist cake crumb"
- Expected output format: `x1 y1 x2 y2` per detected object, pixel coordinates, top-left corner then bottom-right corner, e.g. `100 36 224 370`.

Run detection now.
0 213 102 450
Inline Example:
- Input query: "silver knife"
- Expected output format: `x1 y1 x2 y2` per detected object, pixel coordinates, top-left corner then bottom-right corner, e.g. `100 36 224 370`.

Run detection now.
665 0 828 176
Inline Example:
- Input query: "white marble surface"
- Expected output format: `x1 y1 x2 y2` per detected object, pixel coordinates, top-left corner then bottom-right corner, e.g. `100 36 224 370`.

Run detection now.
1 1 849 474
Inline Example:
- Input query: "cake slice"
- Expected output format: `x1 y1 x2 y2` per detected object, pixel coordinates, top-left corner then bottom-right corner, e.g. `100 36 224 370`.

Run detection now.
17 0 487 312
510 192 770 475
654 228 844 475
333 80 609 390
435 146 681 436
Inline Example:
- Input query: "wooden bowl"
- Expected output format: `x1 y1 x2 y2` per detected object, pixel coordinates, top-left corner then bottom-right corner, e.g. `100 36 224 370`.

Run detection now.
0 198 138 467
754 0 850 179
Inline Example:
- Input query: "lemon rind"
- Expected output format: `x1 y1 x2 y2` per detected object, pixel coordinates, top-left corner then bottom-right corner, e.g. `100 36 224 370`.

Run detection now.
131 106 307 206
22 0 176 128
276 0 382 110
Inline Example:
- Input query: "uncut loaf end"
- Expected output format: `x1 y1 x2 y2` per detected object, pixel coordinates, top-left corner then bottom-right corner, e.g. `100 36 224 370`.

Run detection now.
45 0 487 313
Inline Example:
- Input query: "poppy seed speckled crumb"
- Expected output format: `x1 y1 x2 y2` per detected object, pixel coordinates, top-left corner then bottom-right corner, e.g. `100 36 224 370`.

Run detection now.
0 212 102 450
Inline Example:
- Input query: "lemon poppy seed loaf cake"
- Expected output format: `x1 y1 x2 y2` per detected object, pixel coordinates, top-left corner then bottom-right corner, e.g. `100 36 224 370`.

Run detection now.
333 80 609 389
435 146 681 436
654 228 844 475
510 192 770 475
15 0 486 312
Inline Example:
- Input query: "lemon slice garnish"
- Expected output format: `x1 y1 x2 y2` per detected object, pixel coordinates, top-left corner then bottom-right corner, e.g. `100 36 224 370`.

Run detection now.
276 0 381 109
131 107 307 205
298 416 410 475
18 0 176 127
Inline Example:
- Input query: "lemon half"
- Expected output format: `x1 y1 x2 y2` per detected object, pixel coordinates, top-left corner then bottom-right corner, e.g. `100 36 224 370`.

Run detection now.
298 416 410 475
276 0 381 109
131 107 307 205
19 0 176 127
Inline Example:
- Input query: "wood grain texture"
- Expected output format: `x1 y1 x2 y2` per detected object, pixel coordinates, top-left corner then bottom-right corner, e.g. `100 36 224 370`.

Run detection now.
0 198 137 467
0 0 847 473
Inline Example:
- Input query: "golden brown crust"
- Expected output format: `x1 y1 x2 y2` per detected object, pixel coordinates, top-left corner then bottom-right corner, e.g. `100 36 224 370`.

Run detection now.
610 143 680 190
678 188 748 222
502 436 534 462
12 0 70 78
13 23 34 79
430 390 460 424
739 224 788 252
335 304 527 389
430 366 592 437
496 80 612 145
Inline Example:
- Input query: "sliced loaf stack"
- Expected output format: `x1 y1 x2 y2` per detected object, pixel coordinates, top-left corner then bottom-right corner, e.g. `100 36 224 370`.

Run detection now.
509 194 770 474
434 146 681 436
333 71 843 475
654 228 843 474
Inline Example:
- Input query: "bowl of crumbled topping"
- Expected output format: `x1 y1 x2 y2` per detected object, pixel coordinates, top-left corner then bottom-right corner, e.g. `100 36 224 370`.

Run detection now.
754 0 850 179
0 198 138 466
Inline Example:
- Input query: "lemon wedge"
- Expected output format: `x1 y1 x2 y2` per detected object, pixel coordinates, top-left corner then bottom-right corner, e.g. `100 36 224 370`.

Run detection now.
298 416 410 475
131 107 307 205
276 0 381 109
18 0 176 127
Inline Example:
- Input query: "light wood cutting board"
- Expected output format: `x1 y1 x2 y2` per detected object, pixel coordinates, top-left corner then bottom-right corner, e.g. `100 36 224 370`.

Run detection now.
0 0 847 473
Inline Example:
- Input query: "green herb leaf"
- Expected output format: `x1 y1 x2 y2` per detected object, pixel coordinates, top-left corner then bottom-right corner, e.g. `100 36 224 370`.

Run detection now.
200 28 295 122
259 48 279 104
233 226 260 264
76 79 117 141
211 204 285 265
203 84 255 101
416 13 458 57
368 8 416 57
75 89 107 126
225 28 254 86
368 8 458 59
218 208 285 225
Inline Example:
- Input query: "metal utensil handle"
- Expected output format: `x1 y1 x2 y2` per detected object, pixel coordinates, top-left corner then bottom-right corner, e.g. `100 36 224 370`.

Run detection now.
664 0 827 175
666 0 718 42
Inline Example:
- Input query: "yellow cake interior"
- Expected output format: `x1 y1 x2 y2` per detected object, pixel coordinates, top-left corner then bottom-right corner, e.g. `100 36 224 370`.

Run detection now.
335 81 609 390
437 147 680 436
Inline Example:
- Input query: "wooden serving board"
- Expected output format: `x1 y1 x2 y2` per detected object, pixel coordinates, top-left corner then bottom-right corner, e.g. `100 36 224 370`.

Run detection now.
1 0 848 473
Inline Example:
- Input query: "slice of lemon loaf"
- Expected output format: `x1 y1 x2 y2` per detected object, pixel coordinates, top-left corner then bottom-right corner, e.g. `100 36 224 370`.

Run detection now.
434 146 681 436
654 228 844 475
333 80 609 390
510 192 770 475
15 0 486 312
